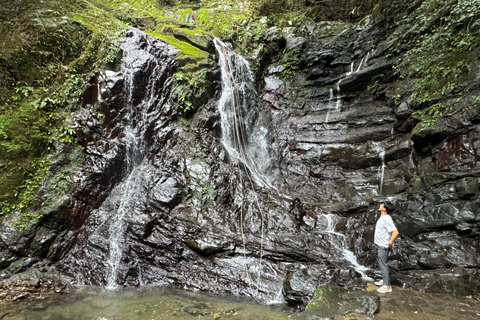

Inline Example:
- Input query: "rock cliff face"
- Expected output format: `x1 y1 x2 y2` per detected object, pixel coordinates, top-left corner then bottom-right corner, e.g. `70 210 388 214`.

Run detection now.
2 2 480 308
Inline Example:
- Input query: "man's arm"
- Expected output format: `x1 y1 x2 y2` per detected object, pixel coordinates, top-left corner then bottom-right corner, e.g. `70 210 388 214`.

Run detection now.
388 230 399 247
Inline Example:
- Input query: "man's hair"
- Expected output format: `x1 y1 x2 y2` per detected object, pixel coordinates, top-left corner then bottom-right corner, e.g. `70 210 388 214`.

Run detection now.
383 201 395 214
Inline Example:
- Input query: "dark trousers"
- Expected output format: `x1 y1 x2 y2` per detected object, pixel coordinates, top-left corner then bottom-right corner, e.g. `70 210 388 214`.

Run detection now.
376 244 390 286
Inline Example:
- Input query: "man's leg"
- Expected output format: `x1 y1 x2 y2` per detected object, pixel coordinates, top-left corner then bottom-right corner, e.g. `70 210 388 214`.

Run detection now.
377 246 390 286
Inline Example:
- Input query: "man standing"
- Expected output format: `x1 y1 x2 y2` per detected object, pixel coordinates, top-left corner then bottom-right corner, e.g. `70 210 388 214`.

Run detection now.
374 202 399 293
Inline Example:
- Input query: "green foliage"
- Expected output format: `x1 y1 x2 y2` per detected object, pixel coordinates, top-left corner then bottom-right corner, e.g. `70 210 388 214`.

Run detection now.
259 0 375 22
475 95 480 104
367 74 384 93
374 0 480 132
0 6 96 223
393 94 401 104
202 182 215 196
12 83 34 101
281 62 295 79
172 68 208 115
280 46 303 79
412 102 448 127
1 157 49 228
59 126 76 143
394 0 480 107
0 80 79 224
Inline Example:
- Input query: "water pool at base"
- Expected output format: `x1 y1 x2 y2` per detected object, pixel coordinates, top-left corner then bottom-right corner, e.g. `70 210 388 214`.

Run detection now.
0 286 290 320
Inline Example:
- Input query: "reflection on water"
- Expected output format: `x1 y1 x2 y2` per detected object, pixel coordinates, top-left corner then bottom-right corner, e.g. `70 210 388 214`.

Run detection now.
0 286 289 320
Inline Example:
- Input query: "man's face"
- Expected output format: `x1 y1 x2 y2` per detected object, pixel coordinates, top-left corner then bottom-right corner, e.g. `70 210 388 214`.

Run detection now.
378 203 386 214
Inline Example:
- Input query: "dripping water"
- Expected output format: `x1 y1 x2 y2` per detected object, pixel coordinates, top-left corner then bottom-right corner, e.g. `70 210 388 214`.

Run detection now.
379 150 386 195
325 89 334 123
346 61 355 76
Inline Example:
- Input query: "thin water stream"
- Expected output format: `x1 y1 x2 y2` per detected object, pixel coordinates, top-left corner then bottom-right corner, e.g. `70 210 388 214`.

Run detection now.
0 286 289 320
213 38 275 190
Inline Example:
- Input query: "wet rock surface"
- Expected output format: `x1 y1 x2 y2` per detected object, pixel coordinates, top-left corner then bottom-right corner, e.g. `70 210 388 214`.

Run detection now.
0 279 67 302
0 266 70 302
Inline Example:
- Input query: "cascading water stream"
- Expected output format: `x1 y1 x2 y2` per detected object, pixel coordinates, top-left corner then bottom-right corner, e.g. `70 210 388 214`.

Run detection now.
214 38 265 296
319 54 375 279
92 29 174 289
318 214 372 280
103 92 147 290
213 38 273 190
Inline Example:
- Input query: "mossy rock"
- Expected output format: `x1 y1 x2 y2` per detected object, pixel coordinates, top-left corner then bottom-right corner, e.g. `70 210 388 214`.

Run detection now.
275 285 379 319
173 29 214 53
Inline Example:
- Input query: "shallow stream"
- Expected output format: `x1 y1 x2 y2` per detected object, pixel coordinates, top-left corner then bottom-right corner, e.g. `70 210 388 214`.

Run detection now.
0 286 289 320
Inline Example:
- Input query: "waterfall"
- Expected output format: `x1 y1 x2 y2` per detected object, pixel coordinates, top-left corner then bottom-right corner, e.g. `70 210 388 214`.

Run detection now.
105 165 144 289
95 28 173 289
101 74 148 289
318 54 377 279
214 38 280 297
213 38 273 189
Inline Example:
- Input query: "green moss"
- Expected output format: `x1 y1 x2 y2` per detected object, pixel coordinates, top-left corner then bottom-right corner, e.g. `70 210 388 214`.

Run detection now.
0 0 128 225
196 8 211 28
180 8 193 22
67 10 126 35
149 32 209 58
